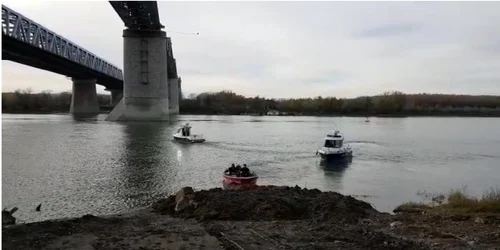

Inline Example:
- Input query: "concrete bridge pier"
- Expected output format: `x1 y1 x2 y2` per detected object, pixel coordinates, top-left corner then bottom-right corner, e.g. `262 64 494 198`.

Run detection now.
168 77 180 115
106 29 169 121
105 89 123 107
178 77 182 104
70 78 100 114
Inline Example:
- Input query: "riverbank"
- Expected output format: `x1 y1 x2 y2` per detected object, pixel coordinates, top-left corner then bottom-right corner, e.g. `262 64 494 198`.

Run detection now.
3 111 500 118
1 107 112 115
4 90 500 118
179 112 500 118
3 186 500 249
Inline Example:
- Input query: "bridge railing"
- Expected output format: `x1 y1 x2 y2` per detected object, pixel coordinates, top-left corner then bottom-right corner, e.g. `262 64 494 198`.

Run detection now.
1 5 123 81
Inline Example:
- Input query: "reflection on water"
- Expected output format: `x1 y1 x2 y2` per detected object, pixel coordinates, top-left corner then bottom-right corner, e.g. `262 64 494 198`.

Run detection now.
317 158 351 191
2 114 500 222
319 157 352 171
71 114 100 122
118 123 170 207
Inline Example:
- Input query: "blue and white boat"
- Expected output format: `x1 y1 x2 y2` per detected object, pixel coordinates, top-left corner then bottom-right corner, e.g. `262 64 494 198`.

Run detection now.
316 130 353 160
173 123 205 143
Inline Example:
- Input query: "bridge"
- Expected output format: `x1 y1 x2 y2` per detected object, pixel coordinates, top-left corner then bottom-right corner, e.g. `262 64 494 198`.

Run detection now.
1 1 181 120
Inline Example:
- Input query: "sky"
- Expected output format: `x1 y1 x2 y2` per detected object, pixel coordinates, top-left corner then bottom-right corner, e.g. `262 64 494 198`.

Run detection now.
2 1 500 98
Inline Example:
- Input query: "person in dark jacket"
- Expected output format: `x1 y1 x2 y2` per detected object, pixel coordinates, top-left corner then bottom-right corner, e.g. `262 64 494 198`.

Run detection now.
241 164 250 177
235 165 242 176
227 163 236 175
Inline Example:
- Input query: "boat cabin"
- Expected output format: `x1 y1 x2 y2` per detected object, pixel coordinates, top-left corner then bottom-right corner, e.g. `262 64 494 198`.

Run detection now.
178 123 192 136
324 130 344 148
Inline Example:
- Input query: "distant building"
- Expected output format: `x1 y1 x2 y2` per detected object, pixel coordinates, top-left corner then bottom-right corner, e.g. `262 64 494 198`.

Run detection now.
266 109 280 116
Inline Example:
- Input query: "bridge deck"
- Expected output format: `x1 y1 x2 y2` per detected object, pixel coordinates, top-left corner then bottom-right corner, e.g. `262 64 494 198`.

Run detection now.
1 5 123 87
109 1 163 30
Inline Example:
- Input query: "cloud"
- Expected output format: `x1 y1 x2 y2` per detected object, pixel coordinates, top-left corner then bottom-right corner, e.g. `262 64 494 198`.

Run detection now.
353 23 421 38
2 1 500 98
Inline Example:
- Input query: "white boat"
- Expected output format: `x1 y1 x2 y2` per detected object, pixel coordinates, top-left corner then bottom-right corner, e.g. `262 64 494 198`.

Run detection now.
316 130 353 160
173 123 205 143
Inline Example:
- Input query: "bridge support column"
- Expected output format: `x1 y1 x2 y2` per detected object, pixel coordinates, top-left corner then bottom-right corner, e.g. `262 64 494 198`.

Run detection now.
106 29 169 121
109 89 123 107
168 78 180 115
70 78 100 114
178 77 182 104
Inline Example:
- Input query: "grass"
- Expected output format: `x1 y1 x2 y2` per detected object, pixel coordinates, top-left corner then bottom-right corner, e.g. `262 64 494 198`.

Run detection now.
394 186 500 214
393 202 431 213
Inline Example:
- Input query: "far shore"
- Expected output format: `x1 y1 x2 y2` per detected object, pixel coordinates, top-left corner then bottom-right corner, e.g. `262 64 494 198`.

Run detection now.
3 111 500 118
4 90 500 119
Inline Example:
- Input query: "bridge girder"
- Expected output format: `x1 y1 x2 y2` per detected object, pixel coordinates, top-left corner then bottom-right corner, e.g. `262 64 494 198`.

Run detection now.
1 4 123 81
109 1 163 31
166 37 178 79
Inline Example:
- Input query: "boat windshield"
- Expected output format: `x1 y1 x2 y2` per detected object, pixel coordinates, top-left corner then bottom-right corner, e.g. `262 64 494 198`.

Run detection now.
325 139 343 148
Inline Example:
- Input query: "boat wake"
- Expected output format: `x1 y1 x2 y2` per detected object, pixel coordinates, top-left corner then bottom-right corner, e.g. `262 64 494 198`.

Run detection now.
201 141 310 156
345 140 383 146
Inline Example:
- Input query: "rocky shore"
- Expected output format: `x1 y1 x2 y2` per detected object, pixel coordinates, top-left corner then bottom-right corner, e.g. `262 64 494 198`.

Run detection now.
3 186 500 249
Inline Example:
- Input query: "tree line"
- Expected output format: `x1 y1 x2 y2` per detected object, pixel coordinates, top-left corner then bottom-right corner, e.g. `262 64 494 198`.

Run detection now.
2 89 110 113
180 91 500 116
3 88 500 116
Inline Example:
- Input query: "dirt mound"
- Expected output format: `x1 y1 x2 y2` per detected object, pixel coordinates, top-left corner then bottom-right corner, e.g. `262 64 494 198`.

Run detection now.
153 185 377 222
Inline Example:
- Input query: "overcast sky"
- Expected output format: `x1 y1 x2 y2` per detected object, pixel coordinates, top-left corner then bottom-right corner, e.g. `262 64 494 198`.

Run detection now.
2 1 500 98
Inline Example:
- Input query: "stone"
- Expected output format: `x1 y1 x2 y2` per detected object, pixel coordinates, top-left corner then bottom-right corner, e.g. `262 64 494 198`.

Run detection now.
359 218 373 225
474 217 484 224
390 221 403 228
175 187 196 212
2 207 18 225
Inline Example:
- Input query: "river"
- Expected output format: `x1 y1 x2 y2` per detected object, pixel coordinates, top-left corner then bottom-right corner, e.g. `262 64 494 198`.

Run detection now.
2 114 500 223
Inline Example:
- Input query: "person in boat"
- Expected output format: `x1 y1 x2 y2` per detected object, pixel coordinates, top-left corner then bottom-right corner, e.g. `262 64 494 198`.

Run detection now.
224 164 236 176
227 163 237 175
241 164 250 177
235 165 242 177
184 123 191 136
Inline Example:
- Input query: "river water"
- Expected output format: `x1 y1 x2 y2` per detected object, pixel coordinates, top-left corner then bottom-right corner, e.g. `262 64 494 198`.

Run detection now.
2 114 500 223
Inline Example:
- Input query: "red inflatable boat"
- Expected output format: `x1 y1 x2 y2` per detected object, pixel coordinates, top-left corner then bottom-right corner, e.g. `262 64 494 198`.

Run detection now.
222 165 258 190
222 173 258 185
